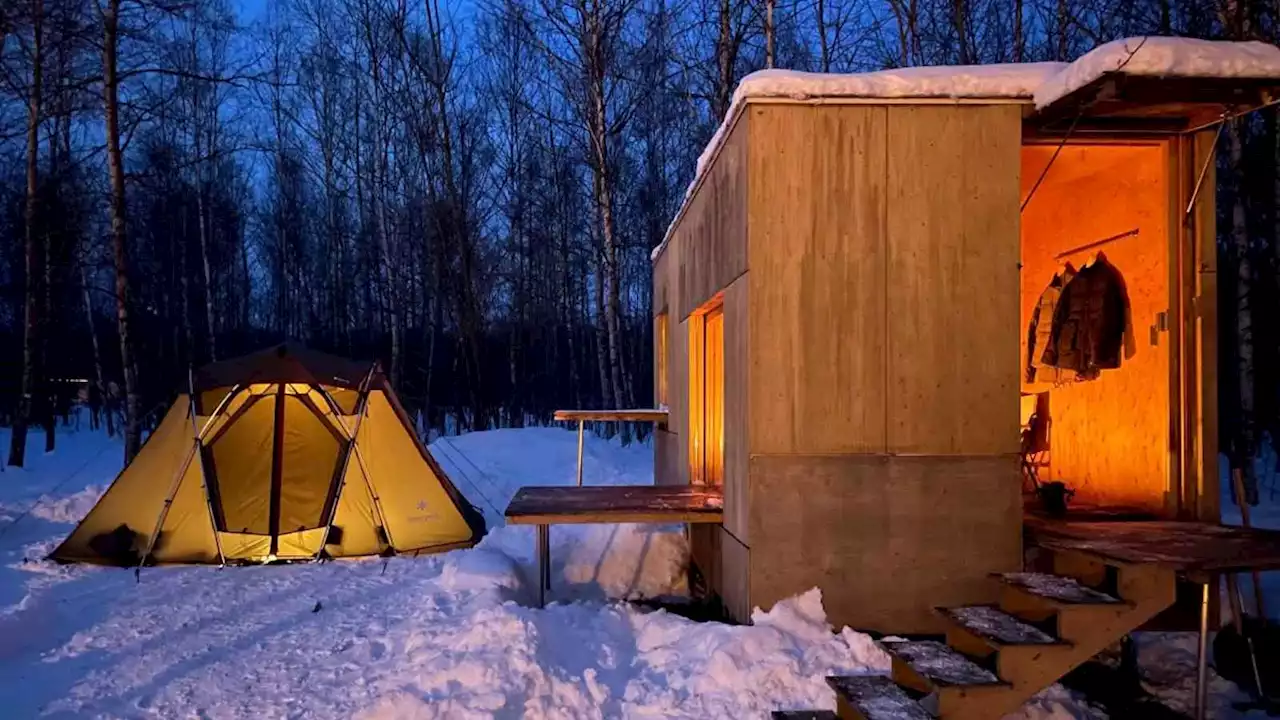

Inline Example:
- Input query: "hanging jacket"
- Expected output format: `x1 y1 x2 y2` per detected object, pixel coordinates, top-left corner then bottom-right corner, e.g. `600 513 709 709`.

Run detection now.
1026 266 1074 384
1043 254 1130 379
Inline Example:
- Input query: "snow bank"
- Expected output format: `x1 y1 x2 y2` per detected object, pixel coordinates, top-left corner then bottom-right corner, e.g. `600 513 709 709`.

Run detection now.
1034 36 1280 108
28 484 105 524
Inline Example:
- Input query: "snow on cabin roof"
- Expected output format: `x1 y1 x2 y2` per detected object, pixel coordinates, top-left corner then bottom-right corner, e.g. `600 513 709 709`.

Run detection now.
651 36 1280 262
731 63 1067 102
1033 37 1280 109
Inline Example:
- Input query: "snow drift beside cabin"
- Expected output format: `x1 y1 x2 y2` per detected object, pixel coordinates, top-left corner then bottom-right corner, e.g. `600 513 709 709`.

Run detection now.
652 36 1280 262
1033 36 1280 108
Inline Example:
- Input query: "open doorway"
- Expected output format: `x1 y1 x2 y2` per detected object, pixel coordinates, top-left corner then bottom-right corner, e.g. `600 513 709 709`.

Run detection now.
689 303 724 486
1019 142 1172 515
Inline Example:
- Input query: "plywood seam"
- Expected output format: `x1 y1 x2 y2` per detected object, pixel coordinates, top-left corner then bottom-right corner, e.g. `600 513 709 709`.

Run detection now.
881 106 890 452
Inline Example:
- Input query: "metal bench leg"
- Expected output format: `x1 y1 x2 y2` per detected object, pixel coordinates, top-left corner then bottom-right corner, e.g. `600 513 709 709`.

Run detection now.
576 420 585 487
537 524 550 607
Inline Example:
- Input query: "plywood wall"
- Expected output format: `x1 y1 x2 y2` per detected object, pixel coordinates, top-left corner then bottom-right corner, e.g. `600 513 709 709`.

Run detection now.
746 103 1021 456
748 453 1020 633
723 276 750 542
1020 143 1171 512
677 119 749 320
746 104 889 455
886 106 1022 455
653 211 689 486
740 102 1024 632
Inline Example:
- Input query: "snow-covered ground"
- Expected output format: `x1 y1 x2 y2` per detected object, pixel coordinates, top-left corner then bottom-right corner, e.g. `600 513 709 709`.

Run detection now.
0 416 1254 718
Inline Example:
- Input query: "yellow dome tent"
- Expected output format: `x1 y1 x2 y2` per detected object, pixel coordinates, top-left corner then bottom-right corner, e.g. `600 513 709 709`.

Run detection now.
50 343 486 566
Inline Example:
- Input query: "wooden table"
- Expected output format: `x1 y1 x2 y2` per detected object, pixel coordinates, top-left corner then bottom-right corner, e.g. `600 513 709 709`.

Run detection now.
553 409 669 486
505 485 723 607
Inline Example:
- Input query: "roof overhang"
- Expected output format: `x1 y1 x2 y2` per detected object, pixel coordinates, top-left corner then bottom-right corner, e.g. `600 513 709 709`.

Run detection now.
1028 71 1280 135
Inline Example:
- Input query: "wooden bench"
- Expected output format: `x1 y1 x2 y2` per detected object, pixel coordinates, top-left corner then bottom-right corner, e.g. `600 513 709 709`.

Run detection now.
505 484 723 607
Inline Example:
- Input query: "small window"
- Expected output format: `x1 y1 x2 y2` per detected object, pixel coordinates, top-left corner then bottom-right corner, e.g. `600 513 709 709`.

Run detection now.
656 313 669 407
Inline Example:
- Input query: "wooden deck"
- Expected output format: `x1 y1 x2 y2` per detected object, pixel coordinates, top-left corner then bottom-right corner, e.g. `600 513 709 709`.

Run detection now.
1026 517 1280 574
505 485 723 525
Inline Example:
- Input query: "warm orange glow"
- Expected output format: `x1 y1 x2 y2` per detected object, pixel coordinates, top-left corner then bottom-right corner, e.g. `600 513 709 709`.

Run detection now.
656 313 669 406
687 304 725 487
1020 142 1170 512
688 313 705 484
704 309 725 487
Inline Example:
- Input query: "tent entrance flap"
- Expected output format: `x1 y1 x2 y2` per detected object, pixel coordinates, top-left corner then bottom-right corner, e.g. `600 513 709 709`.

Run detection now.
206 383 346 539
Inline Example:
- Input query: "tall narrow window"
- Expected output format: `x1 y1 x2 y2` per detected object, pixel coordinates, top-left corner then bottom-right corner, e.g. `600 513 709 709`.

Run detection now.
688 304 724 486
656 313 669 407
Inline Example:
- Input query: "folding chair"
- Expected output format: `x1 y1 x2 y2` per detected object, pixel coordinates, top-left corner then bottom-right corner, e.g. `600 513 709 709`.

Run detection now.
1020 395 1051 493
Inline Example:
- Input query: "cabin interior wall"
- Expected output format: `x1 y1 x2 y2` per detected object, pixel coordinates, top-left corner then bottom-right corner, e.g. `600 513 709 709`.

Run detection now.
1020 143 1171 513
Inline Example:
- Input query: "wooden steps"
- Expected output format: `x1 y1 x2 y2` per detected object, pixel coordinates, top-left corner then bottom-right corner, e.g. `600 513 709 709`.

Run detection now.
881 639 1004 689
997 572 1125 606
936 605 1061 648
805 551 1178 719
826 675 931 720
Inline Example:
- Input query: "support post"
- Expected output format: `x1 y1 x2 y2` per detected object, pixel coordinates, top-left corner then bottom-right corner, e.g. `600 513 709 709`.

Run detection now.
1196 580 1210 720
536 523 549 607
576 420 585 487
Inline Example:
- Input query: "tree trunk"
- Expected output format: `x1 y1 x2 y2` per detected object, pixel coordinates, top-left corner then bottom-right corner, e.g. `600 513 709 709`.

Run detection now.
714 0 734 120
764 0 774 68
82 268 111 437
9 0 43 468
1012 0 1022 62
1229 119 1257 503
817 0 829 72
179 201 194 365
103 0 142 463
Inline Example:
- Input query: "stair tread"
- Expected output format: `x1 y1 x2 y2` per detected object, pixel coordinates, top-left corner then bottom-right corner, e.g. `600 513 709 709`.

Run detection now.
880 639 1005 688
938 604 1063 646
771 712 839 720
826 675 932 720
999 572 1124 605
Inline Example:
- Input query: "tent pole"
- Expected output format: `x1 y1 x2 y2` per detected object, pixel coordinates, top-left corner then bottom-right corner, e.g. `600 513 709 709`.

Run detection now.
347 431 399 554
135 384 243 577
311 371 398 554
188 368 228 567
312 370 377 560
134 439 200 580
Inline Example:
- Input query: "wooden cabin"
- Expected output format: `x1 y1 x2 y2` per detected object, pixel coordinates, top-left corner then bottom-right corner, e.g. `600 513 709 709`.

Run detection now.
651 38 1280 640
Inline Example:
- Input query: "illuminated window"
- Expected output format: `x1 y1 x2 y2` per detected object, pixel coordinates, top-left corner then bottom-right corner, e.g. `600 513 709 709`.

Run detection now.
656 313 669 407
688 303 724 487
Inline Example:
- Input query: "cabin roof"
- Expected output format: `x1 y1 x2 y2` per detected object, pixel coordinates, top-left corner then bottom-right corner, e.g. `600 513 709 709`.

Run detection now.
651 36 1280 263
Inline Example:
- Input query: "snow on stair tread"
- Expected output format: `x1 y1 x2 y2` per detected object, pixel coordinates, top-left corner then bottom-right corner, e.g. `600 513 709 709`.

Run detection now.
1000 572 1124 605
940 605 1061 645
826 676 932 720
880 639 1005 687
